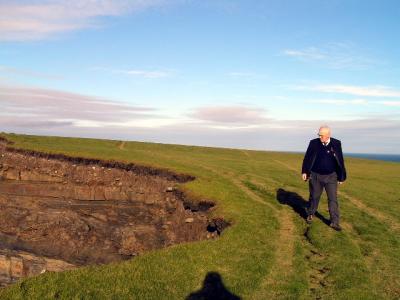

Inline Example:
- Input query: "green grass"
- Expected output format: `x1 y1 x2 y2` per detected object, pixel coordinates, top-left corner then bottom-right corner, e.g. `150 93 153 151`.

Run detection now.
0 133 399 299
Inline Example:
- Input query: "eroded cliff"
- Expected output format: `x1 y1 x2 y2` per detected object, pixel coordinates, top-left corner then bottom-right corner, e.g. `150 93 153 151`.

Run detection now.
0 139 226 287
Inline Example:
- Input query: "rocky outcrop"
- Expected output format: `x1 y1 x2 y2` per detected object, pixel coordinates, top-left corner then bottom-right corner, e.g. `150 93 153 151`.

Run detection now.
0 140 225 287
0 249 75 287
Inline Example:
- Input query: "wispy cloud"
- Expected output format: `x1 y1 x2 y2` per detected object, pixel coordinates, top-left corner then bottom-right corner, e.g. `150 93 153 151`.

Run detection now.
282 42 376 70
227 71 268 81
113 70 172 79
0 0 167 41
295 84 400 97
378 101 400 107
308 98 400 107
0 65 63 80
0 84 169 129
308 99 368 105
91 67 174 79
228 72 257 78
283 47 326 60
189 105 270 127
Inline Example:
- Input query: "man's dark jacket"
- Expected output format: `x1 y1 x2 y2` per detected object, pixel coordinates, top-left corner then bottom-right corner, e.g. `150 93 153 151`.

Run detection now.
302 138 347 182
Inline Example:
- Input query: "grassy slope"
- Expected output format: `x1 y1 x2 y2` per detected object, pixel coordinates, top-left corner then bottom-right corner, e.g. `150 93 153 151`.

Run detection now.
0 133 399 299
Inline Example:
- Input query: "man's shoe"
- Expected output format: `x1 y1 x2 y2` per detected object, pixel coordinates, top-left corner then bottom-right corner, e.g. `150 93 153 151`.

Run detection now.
330 223 342 231
306 215 313 224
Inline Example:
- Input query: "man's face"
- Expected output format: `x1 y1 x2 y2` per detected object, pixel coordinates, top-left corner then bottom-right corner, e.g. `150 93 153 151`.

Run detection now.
318 128 330 143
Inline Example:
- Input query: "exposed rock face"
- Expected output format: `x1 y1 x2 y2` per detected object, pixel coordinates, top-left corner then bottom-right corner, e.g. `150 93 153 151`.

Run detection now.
0 140 222 287
0 249 75 287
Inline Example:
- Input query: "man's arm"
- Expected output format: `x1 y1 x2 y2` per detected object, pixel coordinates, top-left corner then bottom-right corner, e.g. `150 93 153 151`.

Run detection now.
302 141 313 180
336 141 346 182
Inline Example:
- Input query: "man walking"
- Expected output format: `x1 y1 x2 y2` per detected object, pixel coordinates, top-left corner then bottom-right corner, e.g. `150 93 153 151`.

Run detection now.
301 126 346 231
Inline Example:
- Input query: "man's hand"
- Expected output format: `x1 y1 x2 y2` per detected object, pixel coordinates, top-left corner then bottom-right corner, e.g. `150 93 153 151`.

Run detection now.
302 173 308 181
338 181 344 185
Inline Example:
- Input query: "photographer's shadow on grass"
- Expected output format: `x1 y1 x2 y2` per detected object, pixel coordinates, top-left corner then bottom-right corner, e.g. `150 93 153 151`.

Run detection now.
276 188 330 226
186 272 241 300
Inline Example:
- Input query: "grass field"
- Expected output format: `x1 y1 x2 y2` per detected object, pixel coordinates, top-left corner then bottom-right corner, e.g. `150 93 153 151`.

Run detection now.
1 133 399 299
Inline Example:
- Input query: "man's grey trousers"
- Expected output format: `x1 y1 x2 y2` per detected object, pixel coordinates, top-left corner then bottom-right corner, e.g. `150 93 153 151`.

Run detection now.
308 171 340 225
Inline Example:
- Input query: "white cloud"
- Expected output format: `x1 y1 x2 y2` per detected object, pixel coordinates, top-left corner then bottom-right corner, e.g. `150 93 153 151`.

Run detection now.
0 65 63 80
71 118 178 128
227 71 268 81
189 105 270 126
283 47 326 60
91 67 174 79
68 120 104 128
114 69 172 79
0 84 164 129
228 72 257 78
308 99 368 105
378 101 400 107
0 0 167 41
282 43 376 70
295 84 400 97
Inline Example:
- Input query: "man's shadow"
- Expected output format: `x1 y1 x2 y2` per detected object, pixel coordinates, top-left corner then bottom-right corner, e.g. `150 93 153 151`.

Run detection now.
186 272 241 300
276 188 330 225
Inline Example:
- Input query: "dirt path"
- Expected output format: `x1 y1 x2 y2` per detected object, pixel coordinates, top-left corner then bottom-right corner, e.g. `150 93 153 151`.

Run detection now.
338 191 400 233
228 176 298 299
198 162 334 298
231 176 276 209
117 141 126 150
252 206 297 299
240 149 250 158
199 165 297 298
272 159 299 173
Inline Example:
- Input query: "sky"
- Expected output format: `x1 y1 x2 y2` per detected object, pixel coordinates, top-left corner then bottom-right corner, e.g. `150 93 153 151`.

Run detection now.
0 0 399 154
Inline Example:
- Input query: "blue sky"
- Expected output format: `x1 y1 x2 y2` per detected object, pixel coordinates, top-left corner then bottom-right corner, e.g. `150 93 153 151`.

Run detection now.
1 0 399 153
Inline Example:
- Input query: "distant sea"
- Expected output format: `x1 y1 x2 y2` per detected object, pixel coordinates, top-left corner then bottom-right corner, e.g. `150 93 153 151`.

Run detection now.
346 153 400 163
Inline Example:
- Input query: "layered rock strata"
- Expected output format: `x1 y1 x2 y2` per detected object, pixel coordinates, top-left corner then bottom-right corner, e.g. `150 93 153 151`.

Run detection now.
0 140 222 287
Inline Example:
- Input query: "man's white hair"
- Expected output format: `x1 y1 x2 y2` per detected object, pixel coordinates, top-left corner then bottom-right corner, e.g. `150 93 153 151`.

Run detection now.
319 125 331 134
